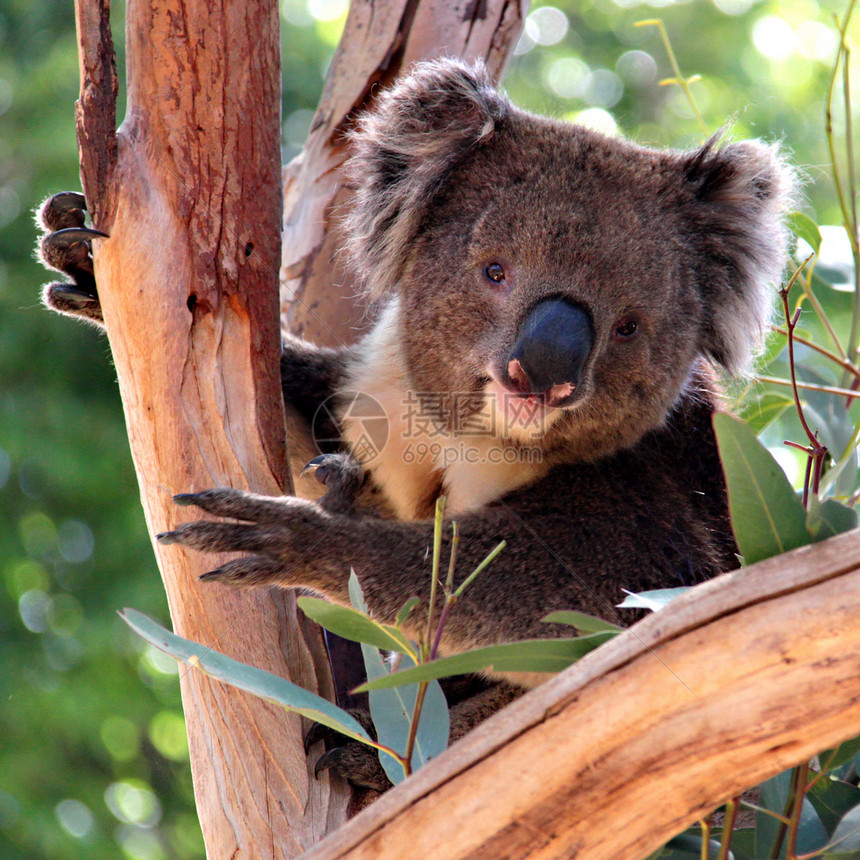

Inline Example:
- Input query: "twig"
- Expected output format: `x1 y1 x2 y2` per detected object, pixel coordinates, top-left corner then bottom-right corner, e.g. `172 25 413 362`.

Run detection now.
635 19 708 136
786 762 811 859
773 325 860 377
716 798 739 860
756 376 860 400
401 681 429 777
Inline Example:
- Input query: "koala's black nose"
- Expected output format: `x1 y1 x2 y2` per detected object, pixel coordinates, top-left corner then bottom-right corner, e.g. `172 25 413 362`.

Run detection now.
506 298 593 405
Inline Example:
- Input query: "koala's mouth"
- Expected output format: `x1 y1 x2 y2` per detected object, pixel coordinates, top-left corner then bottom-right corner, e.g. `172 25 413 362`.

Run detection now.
506 358 576 408
482 376 570 437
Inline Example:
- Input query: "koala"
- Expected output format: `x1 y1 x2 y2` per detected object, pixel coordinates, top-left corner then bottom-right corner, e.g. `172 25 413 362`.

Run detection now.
37 59 792 792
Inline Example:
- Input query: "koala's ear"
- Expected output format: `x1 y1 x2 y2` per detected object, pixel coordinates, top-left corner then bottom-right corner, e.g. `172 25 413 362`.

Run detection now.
675 137 795 374
345 58 509 299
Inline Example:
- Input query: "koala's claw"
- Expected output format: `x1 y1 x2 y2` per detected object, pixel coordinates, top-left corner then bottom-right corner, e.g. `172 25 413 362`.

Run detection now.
197 556 283 589
171 488 312 524
313 747 348 778
161 487 333 590
39 192 88 231
37 192 107 326
301 453 363 515
314 743 392 792
304 715 391 792
303 720 333 753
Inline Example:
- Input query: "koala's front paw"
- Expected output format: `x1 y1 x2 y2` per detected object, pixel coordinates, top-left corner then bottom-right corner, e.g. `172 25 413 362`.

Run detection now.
37 192 108 326
301 453 363 515
157 488 333 590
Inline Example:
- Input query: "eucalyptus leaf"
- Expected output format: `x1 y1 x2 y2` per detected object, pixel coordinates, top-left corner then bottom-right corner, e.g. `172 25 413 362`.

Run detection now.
652 834 726 859
829 802 860 852
806 496 857 542
120 608 372 746
808 774 860 835
355 633 615 692
297 596 417 660
789 211 822 255
617 587 690 611
541 610 623 633
818 733 860 777
349 573 449 785
395 597 421 628
740 391 794 435
713 413 812 564
348 568 368 613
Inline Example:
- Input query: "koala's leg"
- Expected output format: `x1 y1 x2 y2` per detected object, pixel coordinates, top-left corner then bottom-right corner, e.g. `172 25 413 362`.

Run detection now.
37 192 107 327
307 680 522 793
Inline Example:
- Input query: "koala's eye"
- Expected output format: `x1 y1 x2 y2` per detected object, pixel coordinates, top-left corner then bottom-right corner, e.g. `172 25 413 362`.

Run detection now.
484 263 506 284
614 319 639 341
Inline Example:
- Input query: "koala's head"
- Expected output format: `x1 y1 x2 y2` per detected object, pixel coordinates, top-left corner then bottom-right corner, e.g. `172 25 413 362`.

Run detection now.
345 59 793 458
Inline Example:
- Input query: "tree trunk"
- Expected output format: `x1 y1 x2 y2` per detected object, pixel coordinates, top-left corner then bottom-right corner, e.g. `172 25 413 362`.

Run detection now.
301 528 860 860
74 0 347 854
73 0 525 854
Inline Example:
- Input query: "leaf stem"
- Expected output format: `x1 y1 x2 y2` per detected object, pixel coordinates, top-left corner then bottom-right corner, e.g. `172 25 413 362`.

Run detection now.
786 762 810 860
780 272 828 504
716 798 739 860
698 818 710 860
453 540 507 599
424 497 446 657
401 680 430 777
635 19 708 136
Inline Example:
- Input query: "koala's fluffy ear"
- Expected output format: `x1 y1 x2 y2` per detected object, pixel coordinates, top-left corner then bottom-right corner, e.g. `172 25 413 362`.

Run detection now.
674 137 795 374
345 58 509 299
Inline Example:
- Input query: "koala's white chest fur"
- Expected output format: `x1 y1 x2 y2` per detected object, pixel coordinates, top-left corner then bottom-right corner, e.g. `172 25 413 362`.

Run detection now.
340 298 550 520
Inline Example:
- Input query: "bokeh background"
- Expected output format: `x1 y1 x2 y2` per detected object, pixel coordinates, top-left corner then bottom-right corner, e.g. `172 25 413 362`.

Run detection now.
0 0 857 857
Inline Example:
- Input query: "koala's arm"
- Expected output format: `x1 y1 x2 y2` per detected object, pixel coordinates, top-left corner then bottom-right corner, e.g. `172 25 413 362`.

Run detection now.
158 423 730 678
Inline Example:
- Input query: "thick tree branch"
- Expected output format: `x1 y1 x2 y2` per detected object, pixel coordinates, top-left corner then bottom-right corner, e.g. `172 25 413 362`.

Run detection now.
303 529 860 860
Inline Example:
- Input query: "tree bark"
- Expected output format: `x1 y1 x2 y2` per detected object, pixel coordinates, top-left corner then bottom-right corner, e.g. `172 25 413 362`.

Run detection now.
302 528 860 860
74 0 348 854
73 0 526 854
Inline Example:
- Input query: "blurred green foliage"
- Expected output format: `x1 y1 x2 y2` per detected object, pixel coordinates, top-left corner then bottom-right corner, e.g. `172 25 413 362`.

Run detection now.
0 0 856 857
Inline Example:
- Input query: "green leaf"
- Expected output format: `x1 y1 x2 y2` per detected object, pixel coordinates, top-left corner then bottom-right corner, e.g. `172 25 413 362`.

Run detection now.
652 833 726 859
364 649 449 785
713 413 812 564
829 802 860 852
349 572 449 786
541 610 623 633
740 392 794 435
807 496 858 542
789 211 822 254
395 597 421 628
355 633 615 692
120 608 372 746
756 769 828 858
808 775 860 835
617 587 690 611
819 733 860 776
297 597 417 661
